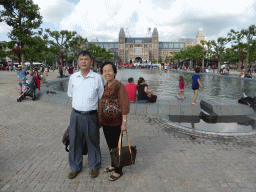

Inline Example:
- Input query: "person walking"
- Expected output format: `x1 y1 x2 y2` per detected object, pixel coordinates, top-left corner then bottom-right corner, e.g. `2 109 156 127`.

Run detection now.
125 77 137 103
67 50 104 179
98 61 130 181
45 65 49 76
159 64 162 73
192 67 203 105
13 64 28 97
59 65 63 78
178 76 185 98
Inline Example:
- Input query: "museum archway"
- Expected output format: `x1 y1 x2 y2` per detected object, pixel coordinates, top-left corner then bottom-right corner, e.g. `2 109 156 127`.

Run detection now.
135 57 142 63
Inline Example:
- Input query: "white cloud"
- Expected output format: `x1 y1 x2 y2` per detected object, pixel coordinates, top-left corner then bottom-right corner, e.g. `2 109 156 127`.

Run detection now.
0 22 12 35
57 0 256 42
33 0 76 26
1 0 256 42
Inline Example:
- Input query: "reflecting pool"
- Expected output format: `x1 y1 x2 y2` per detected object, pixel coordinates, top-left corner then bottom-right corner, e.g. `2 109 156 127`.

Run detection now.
47 69 256 101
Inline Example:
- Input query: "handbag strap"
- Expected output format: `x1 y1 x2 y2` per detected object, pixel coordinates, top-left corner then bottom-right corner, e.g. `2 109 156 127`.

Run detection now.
118 130 131 149
117 131 133 165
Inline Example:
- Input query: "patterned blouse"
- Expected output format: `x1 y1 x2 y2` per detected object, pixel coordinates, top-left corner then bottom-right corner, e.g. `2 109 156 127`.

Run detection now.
98 80 130 126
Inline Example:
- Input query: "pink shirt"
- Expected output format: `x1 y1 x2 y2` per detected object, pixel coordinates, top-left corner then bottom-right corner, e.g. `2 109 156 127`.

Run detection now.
125 83 137 101
179 81 184 89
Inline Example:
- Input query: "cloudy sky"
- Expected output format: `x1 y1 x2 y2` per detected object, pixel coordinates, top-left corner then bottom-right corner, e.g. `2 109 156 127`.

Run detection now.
1 0 256 43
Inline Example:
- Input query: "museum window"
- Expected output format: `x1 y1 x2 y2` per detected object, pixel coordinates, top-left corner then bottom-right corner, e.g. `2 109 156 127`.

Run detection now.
135 40 142 44
174 43 179 48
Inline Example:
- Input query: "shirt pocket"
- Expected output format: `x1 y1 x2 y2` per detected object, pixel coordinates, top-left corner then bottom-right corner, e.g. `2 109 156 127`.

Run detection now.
88 81 97 99
73 79 82 92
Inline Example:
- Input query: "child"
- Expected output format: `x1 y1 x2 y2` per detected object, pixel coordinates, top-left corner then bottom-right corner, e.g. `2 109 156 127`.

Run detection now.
178 76 185 98
192 67 203 105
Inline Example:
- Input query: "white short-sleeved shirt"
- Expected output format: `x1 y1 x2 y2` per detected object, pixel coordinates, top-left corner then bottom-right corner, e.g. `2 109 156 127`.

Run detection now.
67 70 104 111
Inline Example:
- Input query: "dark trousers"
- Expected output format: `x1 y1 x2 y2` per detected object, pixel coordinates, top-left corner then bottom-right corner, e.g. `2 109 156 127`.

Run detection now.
69 111 101 171
103 125 122 174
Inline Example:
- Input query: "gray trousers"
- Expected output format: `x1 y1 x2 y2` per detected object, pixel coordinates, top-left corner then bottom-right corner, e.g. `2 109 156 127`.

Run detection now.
69 110 101 171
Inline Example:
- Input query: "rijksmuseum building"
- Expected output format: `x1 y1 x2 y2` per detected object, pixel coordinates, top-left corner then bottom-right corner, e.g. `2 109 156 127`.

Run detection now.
88 27 205 64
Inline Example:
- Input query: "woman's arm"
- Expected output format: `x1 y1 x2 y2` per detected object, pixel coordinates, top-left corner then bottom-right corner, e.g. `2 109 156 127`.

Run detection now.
121 114 128 131
119 85 130 131
144 85 151 95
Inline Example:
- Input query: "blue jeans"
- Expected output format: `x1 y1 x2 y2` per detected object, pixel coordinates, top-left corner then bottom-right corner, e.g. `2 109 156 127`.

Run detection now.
138 100 148 103
18 81 26 87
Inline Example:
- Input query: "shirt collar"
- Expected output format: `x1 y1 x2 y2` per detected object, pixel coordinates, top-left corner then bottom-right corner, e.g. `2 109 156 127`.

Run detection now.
77 69 95 78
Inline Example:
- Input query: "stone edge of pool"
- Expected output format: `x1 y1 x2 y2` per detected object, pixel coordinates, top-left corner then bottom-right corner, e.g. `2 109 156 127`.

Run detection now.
36 79 256 137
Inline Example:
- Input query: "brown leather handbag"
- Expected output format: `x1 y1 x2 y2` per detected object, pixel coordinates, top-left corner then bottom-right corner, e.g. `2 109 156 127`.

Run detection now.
110 131 137 167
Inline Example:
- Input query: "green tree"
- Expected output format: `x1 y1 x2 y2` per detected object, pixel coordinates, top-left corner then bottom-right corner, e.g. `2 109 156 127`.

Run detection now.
241 24 256 72
67 35 88 64
87 44 114 62
205 40 213 67
151 60 157 64
45 29 77 67
211 37 229 73
200 40 207 69
24 34 48 72
158 56 163 64
227 29 247 70
0 0 42 65
164 55 169 63
0 43 7 60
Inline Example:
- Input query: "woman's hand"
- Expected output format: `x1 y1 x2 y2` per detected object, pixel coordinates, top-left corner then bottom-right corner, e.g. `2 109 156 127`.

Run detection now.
121 122 127 132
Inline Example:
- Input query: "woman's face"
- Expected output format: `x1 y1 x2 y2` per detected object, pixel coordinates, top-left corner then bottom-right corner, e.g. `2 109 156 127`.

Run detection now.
102 64 115 82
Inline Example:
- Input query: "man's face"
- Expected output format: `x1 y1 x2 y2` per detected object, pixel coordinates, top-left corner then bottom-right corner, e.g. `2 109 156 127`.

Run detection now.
78 55 93 70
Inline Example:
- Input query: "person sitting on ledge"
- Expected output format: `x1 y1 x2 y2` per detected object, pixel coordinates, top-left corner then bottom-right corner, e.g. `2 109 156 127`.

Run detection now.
125 77 137 103
238 70 245 78
137 77 152 103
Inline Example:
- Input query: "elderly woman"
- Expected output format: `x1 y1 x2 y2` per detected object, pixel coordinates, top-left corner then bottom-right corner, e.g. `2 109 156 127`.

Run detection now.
98 61 130 181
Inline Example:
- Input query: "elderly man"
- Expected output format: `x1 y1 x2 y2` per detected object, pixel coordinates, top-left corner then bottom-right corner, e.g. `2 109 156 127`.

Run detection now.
67 50 104 179
13 65 28 96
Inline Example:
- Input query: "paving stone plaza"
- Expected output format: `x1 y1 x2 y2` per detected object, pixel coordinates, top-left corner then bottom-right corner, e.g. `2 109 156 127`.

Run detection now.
1 70 256 192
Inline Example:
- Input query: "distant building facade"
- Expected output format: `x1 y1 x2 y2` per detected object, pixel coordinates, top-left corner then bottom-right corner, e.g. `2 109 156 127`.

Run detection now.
178 28 205 47
88 27 205 63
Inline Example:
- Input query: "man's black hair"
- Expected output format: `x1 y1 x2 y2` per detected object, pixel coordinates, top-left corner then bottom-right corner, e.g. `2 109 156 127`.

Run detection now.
77 50 94 60
128 77 134 83
100 61 117 77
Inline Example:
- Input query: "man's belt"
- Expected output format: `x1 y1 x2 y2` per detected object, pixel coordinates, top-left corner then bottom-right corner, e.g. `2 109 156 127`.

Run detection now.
74 109 97 115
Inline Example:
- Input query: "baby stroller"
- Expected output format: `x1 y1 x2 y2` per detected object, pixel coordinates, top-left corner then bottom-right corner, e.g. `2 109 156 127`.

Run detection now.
17 77 38 102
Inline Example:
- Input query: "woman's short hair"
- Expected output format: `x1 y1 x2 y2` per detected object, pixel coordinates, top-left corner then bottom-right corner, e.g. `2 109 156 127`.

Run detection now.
101 61 117 76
